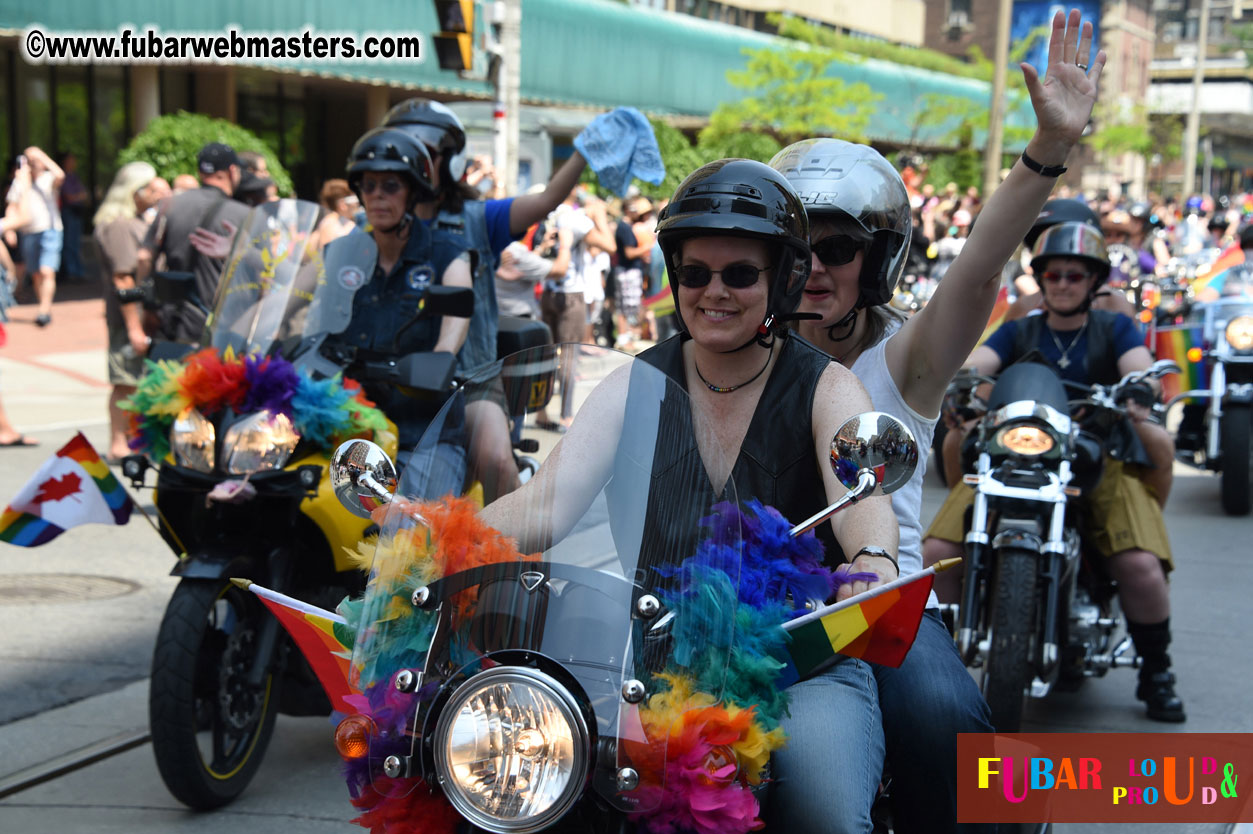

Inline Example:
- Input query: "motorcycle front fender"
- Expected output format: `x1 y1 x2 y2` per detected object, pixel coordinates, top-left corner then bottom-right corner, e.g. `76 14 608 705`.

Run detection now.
170 549 255 580
1223 381 1253 407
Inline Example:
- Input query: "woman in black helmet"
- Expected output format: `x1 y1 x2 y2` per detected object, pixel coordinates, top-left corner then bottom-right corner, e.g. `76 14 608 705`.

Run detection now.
770 10 1105 832
323 127 473 497
648 158 901 832
483 157 902 832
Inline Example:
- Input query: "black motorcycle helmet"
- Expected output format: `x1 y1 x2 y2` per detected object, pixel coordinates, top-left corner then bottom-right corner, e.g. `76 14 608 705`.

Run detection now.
382 98 468 185
655 158 811 347
345 127 437 215
1127 201 1160 229
768 138 911 309
1030 221 1111 285
1024 198 1100 249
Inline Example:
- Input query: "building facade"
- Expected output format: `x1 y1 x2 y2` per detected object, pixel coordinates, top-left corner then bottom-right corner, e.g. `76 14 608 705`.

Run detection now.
1148 0 1253 196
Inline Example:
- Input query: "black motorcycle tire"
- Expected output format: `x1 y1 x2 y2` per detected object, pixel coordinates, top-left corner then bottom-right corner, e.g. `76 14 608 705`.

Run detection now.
1220 406 1251 516
150 578 280 809
981 547 1038 733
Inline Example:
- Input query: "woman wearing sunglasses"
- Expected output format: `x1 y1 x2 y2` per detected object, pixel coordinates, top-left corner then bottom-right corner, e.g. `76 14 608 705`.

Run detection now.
640 157 900 833
769 9 1104 832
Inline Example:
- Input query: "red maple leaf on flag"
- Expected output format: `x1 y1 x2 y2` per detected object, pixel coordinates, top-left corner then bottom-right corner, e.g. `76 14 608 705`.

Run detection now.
33 472 84 504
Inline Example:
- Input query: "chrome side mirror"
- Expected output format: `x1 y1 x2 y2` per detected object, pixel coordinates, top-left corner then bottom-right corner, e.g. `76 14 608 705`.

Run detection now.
790 412 918 538
829 411 919 497
331 439 398 518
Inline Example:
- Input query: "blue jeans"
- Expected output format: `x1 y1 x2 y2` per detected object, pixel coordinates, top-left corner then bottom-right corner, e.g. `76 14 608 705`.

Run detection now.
397 441 467 503
874 610 995 834
61 209 83 278
767 657 883 834
20 227 62 273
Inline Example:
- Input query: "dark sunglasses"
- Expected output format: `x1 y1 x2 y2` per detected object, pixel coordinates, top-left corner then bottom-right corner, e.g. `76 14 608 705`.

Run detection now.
1041 270 1093 285
676 263 769 289
811 235 864 267
360 178 405 196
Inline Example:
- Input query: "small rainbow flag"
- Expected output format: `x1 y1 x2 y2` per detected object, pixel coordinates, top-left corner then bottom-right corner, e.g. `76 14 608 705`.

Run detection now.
977 286 1011 346
643 283 675 316
779 561 955 684
234 579 358 714
0 433 133 547
1152 325 1209 401
1192 244 1244 293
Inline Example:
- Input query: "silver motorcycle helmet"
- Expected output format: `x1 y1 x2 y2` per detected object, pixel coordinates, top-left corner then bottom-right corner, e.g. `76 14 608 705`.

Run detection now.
768 138 911 308
1029 221 1111 284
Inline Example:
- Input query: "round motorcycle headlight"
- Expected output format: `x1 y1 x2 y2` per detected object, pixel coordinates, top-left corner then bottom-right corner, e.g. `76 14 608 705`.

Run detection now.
171 408 215 472
434 667 588 833
1226 315 1253 352
995 424 1055 457
222 411 300 474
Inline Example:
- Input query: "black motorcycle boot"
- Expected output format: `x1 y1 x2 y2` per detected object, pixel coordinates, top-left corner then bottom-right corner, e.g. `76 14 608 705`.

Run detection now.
1128 619 1186 723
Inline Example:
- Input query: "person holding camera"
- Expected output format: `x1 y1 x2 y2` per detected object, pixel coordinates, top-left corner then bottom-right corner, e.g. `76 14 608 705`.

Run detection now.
1 148 64 326
93 161 165 461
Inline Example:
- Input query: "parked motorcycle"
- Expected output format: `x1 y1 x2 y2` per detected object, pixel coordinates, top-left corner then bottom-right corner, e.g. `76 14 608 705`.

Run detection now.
951 358 1179 732
324 345 918 833
121 199 471 808
1170 293 1253 515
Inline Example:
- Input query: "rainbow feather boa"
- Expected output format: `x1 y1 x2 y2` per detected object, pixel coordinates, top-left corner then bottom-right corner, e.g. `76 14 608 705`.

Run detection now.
120 346 389 460
338 496 865 834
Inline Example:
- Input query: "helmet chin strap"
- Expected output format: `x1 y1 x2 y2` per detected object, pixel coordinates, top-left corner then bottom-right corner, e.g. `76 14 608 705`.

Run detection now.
824 304 859 343
376 212 414 237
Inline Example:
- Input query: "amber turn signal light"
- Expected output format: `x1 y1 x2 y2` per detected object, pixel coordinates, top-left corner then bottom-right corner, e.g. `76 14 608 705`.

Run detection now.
335 713 376 759
1187 347 1204 364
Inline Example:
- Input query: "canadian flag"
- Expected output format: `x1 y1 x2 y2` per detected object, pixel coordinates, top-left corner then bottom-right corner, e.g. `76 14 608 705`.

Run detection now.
1 434 133 547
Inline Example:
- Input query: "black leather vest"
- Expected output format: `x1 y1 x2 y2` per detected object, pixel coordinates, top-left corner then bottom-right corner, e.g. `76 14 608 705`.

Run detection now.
1010 309 1123 386
615 333 843 576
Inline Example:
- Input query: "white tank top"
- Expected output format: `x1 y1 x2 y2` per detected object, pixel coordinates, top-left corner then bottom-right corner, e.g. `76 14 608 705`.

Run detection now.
849 327 940 608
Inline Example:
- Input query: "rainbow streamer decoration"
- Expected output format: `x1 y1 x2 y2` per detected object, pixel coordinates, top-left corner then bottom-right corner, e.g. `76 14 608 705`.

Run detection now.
121 347 389 461
326 494 924 834
1152 325 1209 402
977 286 1011 346
0 433 134 547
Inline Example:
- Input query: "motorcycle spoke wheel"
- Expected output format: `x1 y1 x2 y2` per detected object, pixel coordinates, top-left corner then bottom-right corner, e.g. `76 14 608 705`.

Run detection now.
1220 408 1251 516
150 579 280 809
980 547 1038 733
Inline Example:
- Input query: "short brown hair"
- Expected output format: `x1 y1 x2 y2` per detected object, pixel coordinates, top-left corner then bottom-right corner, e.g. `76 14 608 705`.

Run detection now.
319 178 352 211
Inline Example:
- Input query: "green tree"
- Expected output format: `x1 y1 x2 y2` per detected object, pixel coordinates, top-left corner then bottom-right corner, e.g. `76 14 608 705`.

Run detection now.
117 111 293 196
1089 101 1156 158
700 18 882 147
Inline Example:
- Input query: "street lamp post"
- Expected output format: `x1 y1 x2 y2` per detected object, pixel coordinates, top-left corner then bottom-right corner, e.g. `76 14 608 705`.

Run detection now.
1181 0 1211 198
984 0 1013 198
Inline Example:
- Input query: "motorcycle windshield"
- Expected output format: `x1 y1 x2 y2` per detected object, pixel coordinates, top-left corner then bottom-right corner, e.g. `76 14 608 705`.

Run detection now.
348 345 742 814
209 200 371 357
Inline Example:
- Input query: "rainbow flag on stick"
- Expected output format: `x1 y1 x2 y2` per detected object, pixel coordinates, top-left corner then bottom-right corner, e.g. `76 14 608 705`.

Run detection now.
0 433 133 547
1152 325 1208 402
233 579 358 714
976 287 1011 346
779 559 961 684
1193 244 1243 294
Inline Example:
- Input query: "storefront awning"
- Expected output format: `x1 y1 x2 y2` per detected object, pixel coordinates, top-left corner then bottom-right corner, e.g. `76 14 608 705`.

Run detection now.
0 0 1034 147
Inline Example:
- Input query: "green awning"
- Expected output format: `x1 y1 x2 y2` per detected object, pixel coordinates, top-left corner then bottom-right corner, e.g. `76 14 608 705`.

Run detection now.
1 0 1034 147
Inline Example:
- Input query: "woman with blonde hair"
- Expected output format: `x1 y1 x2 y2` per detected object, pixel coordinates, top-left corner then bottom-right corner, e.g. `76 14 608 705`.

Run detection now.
94 161 161 461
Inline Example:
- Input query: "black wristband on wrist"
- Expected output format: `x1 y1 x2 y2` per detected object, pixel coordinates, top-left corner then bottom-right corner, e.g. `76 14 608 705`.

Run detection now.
1020 150 1068 178
851 546 898 573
